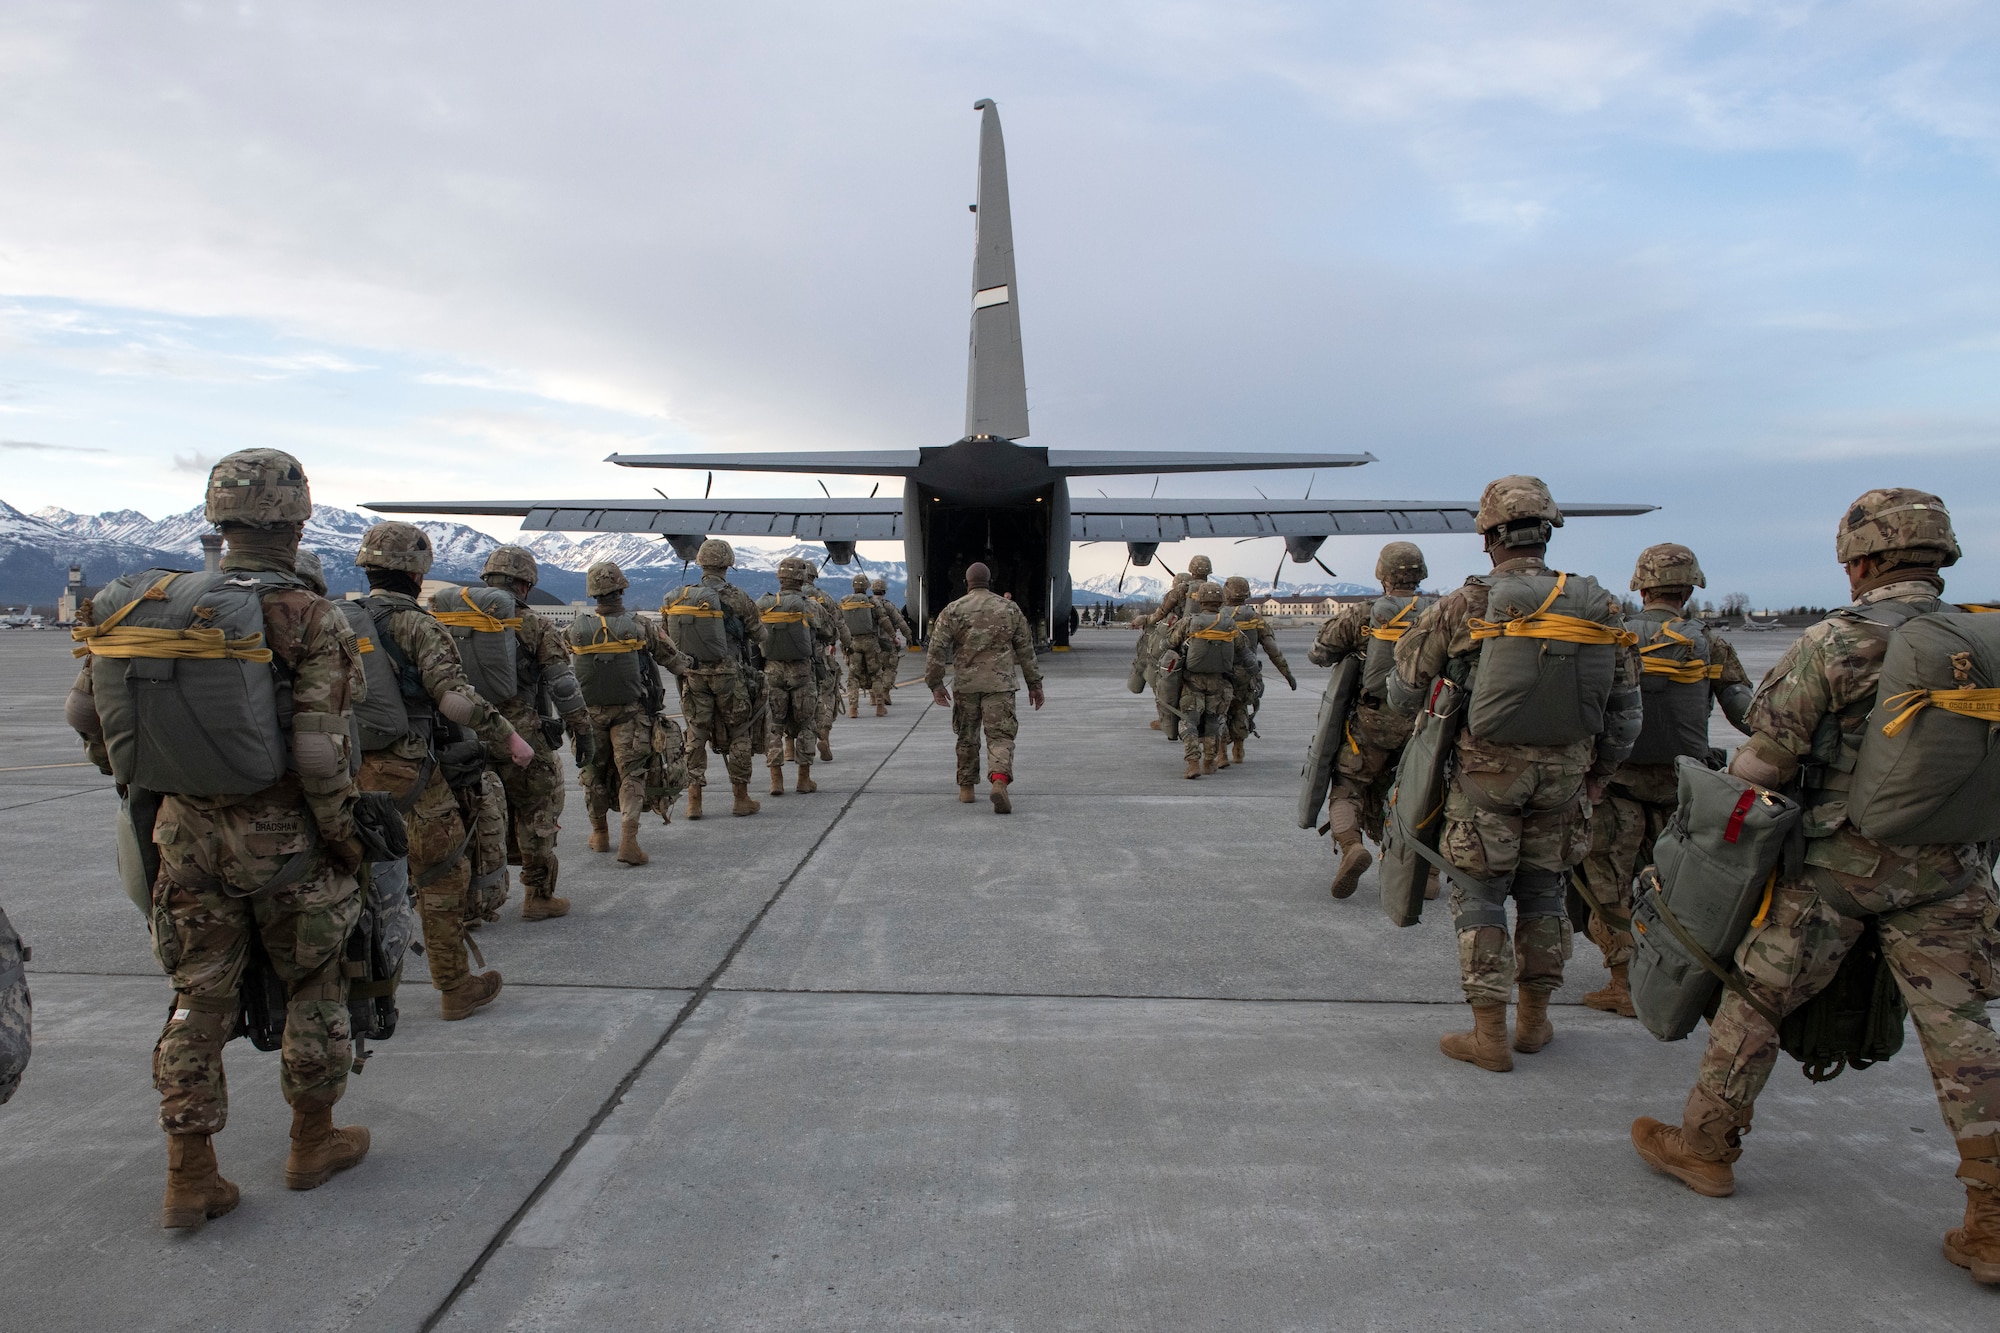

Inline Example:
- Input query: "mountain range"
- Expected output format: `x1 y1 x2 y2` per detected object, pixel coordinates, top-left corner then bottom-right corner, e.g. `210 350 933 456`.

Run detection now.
1 499 1374 609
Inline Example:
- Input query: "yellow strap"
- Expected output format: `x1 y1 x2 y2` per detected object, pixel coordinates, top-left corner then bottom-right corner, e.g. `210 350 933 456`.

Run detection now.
1190 611 1236 641
1640 657 1711 684
1467 572 1638 647
1343 719 1359 755
1369 597 1419 643
666 605 723 619
840 597 873 611
760 611 807 625
356 637 375 654
570 617 644 656
432 587 521 633
72 625 272 663
77 572 180 639
1964 605 2000 614
1750 869 1777 930
1879 687 2000 737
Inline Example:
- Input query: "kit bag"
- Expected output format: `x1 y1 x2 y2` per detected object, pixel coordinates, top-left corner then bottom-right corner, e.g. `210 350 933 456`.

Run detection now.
1777 920 1906 1082
76 569 298 796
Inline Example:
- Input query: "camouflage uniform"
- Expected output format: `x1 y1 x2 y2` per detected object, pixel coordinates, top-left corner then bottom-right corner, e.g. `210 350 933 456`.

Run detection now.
673 544 769 811
800 565 850 756
1310 605 1413 842
577 599 687 824
1165 590 1237 773
1222 578 1296 756
842 574 898 713
0 902 26 1105
871 579 909 704
925 585 1043 790
760 558 827 792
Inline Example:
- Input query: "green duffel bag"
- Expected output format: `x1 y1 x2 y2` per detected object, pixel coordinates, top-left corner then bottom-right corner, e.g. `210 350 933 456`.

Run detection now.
1630 757 1802 1042
1378 675 1466 927
1778 920 1906 1082
1846 608 2000 845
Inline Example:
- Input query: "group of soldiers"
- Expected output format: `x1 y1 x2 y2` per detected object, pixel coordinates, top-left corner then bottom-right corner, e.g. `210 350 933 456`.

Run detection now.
1131 560 1300 777
53 448 925 1230
1285 474 1999 1287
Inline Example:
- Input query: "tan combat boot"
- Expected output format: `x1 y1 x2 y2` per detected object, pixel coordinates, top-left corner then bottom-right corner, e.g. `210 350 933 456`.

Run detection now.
617 814 648 866
731 781 761 816
1440 1003 1513 1072
1945 1137 2000 1284
959 785 975 803
1631 1085 1749 1197
876 702 888 717
1583 963 1637 1018
441 970 503 1021
1514 987 1554 1053
1329 836 1372 900
784 737 795 762
1214 741 1230 771
1232 740 1245 764
818 737 832 761
522 862 569 920
587 810 609 854
796 763 817 793
1184 756 1201 779
849 701 859 719
990 777 1011 814
768 763 785 797
161 1133 240 1229
1201 739 1217 776
285 1105 370 1190
686 784 703 820
1149 719 1162 730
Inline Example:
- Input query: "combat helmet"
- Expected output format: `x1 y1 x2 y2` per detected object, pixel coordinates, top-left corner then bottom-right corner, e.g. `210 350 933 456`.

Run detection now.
355 521 434 575
483 544 539 586
585 560 629 596
1376 541 1427 585
1222 575 1251 602
1188 554 1213 579
1631 543 1706 593
294 549 328 596
1475 475 1563 548
205 448 311 528
776 556 810 586
1194 581 1225 607
870 578 888 594
1836 488 1959 568
852 573 870 591
695 538 734 569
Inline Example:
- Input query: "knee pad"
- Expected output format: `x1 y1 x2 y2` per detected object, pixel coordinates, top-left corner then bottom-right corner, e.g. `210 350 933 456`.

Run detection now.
1514 866 1569 920
1450 869 1514 932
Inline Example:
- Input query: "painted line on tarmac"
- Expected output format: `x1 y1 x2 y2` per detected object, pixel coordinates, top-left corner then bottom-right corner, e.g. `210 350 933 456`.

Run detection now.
418 697 935 1331
0 760 95 772
0 785 112 812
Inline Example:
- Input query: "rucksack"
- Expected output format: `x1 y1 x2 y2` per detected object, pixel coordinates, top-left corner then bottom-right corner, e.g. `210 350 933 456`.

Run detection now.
1777 920 1906 1082
569 609 648 707
664 584 733 663
1465 570 1630 746
342 855 415 1071
1182 608 1241 674
759 590 816 662
431 585 521 707
1844 604 2000 844
841 595 878 639
76 568 299 796
0 904 28 1105
336 598 432 752
1629 612 1716 765
1363 595 1433 698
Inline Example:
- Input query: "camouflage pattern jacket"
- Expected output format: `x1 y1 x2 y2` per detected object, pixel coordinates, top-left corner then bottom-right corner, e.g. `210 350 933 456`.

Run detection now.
1307 601 1370 668
925 589 1042 693
1736 579 1988 912
1226 601 1292 682
873 594 910 649
802 582 855 654
1391 555 1640 781
365 589 521 762
498 594 588 733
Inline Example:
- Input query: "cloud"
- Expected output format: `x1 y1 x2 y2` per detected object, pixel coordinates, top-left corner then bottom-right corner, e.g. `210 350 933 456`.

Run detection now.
172 450 219 474
1 438 106 453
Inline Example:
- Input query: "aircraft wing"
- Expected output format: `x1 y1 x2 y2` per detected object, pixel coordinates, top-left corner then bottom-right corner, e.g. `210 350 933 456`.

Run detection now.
364 497 905 541
608 451 922 476
1048 450 1375 475
1068 498 1655 541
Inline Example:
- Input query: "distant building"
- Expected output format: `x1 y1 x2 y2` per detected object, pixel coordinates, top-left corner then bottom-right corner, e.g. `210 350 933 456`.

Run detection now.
57 565 97 626
1256 594 1369 620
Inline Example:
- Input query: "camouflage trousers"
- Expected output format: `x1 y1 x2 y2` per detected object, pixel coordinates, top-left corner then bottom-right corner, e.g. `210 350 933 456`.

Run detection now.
764 661 820 765
815 654 842 742
496 707 566 898
952 690 1020 786
1696 876 2000 1145
1225 666 1263 744
682 665 761 787
0 903 31 1105
361 753 475 992
1179 673 1233 762
1327 703 1412 844
872 640 902 701
1439 740 1591 1006
845 642 886 708
1576 770 1675 969
150 791 362 1133
582 702 681 819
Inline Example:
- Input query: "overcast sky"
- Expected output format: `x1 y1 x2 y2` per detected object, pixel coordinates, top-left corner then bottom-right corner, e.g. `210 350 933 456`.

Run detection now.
3 2 1997 603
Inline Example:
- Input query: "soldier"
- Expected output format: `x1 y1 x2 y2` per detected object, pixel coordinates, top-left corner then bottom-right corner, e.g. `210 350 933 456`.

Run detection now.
1165 583 1239 778
1221 575 1297 765
1134 556 1216 733
871 577 909 708
69 450 372 1227
1310 542 1437 900
352 522 531 1021
468 545 592 918
925 561 1045 812
1153 553 1214 624
759 556 827 796
1631 490 2000 1286
1388 476 1641 1072
0 901 29 1106
1573 543 1753 1016
842 572 896 717
569 560 687 865
294 548 329 596
665 539 767 818
799 562 848 760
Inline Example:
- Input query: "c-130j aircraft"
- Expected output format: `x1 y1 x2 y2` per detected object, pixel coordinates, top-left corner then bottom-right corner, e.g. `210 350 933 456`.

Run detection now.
372 100 1651 648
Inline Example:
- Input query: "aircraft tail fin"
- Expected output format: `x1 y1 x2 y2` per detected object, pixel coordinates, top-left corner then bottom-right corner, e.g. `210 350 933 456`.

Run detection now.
966 99 1030 441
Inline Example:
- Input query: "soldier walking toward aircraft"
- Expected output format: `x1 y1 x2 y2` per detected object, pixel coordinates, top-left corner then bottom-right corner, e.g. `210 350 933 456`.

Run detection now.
926 561 1044 812
843 573 896 717
570 560 688 865
1572 543 1752 1015
1310 542 1437 901
667 539 768 818
1389 478 1641 1071
1165 582 1238 778
759 557 827 796
1221 575 1296 765
871 577 909 708
799 562 848 759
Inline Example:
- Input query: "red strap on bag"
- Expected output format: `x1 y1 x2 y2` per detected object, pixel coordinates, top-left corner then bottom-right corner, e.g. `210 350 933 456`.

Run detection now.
1723 790 1755 844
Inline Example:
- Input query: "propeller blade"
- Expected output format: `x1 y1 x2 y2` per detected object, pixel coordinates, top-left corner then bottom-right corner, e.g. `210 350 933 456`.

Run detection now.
1149 477 1159 499
704 471 713 499
1254 486 1268 500
1273 550 1286 592
818 479 832 498
652 487 671 500
1117 554 1130 594
1304 472 1316 501
869 482 880 498
1314 557 1340 581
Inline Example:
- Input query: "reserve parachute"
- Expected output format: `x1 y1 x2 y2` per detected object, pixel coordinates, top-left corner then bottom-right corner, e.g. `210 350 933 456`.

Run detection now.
336 598 429 752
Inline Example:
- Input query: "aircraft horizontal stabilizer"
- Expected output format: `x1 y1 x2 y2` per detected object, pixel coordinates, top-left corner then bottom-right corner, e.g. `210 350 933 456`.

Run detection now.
608 451 922 475
1049 450 1374 476
1068 498 1654 542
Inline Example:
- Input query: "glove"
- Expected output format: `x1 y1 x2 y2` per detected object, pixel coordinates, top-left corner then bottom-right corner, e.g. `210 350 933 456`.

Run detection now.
1284 671 1298 691
572 727 597 767
508 731 536 768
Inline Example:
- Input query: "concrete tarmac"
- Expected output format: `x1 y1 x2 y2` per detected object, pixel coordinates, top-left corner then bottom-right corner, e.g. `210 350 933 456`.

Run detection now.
2 626 1993 1330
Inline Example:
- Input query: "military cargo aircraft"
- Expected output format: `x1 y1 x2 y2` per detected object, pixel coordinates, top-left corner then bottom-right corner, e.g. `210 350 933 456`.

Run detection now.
370 100 1651 646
